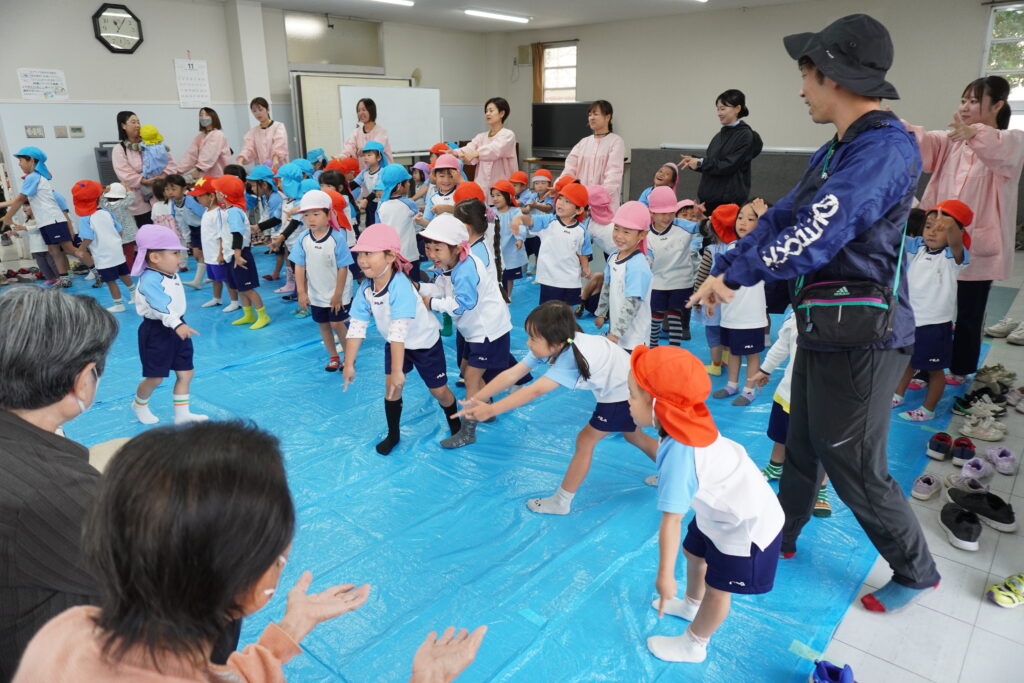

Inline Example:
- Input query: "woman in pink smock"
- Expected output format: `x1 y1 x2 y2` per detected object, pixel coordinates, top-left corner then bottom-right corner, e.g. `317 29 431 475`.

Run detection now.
904 76 1024 380
111 110 175 226
236 97 289 169
176 107 232 180
558 100 626 211
340 97 393 169
452 97 519 199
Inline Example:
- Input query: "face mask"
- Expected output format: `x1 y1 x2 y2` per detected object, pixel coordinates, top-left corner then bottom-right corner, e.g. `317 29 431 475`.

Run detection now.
199 117 213 127
75 367 100 415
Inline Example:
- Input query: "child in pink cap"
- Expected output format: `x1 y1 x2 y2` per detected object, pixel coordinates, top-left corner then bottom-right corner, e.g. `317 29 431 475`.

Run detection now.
130 224 208 426
594 201 654 352
647 186 701 346
415 154 462 227
343 223 461 455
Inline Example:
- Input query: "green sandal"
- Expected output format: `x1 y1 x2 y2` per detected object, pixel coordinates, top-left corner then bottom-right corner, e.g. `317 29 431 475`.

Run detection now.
986 573 1024 609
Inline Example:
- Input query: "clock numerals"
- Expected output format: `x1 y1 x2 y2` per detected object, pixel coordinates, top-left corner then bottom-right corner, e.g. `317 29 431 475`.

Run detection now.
93 4 143 54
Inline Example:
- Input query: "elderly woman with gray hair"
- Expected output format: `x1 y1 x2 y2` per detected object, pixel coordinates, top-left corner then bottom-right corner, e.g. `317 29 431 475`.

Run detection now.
0 287 118 679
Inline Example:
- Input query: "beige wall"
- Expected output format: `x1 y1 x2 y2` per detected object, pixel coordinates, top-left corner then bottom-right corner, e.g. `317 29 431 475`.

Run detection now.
485 0 993 157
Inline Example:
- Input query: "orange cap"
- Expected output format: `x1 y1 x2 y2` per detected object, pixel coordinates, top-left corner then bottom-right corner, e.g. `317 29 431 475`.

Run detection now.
710 204 739 244
430 142 451 156
212 175 246 211
491 179 518 206
554 175 577 193
70 179 103 217
558 182 589 216
453 181 485 205
509 171 529 186
631 345 718 447
187 176 218 197
928 200 973 228
324 189 352 230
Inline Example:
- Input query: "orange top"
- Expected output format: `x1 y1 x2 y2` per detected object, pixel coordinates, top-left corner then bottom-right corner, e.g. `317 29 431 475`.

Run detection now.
13 606 301 683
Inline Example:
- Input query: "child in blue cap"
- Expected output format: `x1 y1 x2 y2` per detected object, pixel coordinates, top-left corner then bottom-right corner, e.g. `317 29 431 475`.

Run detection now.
376 164 422 281
0 147 86 287
355 141 388 225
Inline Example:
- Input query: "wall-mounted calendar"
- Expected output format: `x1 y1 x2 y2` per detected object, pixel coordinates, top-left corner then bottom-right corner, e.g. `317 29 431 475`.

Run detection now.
174 59 211 109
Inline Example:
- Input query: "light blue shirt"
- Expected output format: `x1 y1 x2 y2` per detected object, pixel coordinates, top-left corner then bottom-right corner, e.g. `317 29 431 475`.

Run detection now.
655 437 699 515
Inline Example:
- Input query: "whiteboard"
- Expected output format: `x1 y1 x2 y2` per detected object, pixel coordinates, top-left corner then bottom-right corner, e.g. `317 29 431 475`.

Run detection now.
339 85 440 156
295 74 409 158
441 105 483 143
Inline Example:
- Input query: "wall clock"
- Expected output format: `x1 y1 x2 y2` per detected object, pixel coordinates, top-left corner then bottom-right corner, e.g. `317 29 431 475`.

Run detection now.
92 4 143 54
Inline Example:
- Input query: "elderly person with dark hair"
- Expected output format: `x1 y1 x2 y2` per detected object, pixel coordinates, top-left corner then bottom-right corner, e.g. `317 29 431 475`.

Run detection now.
0 287 118 679
14 421 486 682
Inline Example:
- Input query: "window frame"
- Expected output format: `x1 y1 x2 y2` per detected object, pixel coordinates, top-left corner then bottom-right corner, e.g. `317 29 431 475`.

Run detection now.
541 41 578 104
983 3 1024 127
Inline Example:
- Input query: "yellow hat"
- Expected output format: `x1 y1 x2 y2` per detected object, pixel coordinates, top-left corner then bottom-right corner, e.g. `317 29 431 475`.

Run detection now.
139 124 164 145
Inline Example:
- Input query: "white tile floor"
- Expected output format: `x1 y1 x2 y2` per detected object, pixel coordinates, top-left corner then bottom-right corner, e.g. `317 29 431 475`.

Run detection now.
821 260 1024 682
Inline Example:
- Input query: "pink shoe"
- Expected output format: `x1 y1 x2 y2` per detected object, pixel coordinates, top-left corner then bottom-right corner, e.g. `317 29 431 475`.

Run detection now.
274 282 296 294
907 379 927 391
899 407 935 422
945 373 968 386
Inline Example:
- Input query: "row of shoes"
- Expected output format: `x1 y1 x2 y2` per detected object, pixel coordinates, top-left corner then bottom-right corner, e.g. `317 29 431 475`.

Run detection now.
985 317 1024 345
954 367 1022 441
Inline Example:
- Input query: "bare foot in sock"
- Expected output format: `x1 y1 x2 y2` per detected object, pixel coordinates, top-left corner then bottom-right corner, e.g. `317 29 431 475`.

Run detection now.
440 420 476 449
647 628 708 663
174 412 209 425
526 490 573 515
131 400 159 425
650 596 700 620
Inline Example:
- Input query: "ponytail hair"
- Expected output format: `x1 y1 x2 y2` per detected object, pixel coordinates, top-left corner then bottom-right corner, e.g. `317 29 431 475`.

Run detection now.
455 197 507 302
962 76 1012 130
524 301 591 381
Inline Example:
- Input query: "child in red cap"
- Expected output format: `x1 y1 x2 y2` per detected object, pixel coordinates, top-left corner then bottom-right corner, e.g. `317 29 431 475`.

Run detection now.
713 201 768 406
521 169 554 275
214 175 270 330
71 180 136 312
627 345 783 664
511 183 593 306
692 205 738 375
892 199 971 421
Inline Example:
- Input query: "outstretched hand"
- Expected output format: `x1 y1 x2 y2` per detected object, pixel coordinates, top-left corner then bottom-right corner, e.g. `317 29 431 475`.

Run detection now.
947 112 977 142
410 625 488 683
278 571 371 644
686 274 735 316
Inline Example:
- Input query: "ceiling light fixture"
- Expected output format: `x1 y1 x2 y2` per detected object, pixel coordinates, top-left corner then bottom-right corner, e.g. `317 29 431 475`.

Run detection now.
464 9 530 24
370 0 415 7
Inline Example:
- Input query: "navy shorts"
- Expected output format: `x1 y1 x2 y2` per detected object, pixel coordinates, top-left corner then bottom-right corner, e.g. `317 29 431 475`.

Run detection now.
206 263 229 282
589 400 638 433
138 317 194 378
705 324 722 349
721 326 765 356
525 235 540 258
766 400 789 444
911 322 953 371
310 304 349 324
189 226 202 249
227 247 260 291
40 221 72 245
97 262 129 283
651 287 692 313
539 284 581 306
502 266 524 284
682 518 782 595
384 338 449 389
465 332 511 370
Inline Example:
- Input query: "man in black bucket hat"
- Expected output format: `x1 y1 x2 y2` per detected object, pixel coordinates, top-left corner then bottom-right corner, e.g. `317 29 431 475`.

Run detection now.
690 14 940 613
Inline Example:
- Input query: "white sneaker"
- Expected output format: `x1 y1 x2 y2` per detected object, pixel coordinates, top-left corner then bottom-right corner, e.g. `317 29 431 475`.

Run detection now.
985 317 1020 338
960 415 1004 442
1006 326 1024 346
106 303 126 313
201 298 223 308
84 270 96 281
222 301 241 313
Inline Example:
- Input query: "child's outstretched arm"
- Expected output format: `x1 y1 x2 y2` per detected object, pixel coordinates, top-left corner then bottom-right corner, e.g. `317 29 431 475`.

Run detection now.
458 364 557 421
655 512 684 618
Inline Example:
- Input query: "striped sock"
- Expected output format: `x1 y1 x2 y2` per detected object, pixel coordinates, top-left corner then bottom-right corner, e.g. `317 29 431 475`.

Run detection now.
667 312 683 346
173 393 208 425
131 394 159 424
762 461 783 481
650 313 665 347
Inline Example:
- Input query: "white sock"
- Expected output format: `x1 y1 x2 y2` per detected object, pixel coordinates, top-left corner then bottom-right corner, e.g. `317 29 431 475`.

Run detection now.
132 395 159 424
223 300 240 313
173 394 208 424
527 487 574 515
201 298 222 308
727 381 738 390
650 595 701 621
647 626 709 663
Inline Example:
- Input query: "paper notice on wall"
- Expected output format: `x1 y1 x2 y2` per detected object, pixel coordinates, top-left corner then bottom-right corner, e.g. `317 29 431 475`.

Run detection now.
174 59 211 109
17 68 69 100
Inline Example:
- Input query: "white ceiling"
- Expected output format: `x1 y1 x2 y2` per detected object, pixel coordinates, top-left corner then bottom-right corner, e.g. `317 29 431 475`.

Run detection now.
262 0 803 32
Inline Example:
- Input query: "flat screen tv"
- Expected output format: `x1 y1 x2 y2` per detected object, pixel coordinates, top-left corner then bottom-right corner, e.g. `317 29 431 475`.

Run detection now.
532 103 592 158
